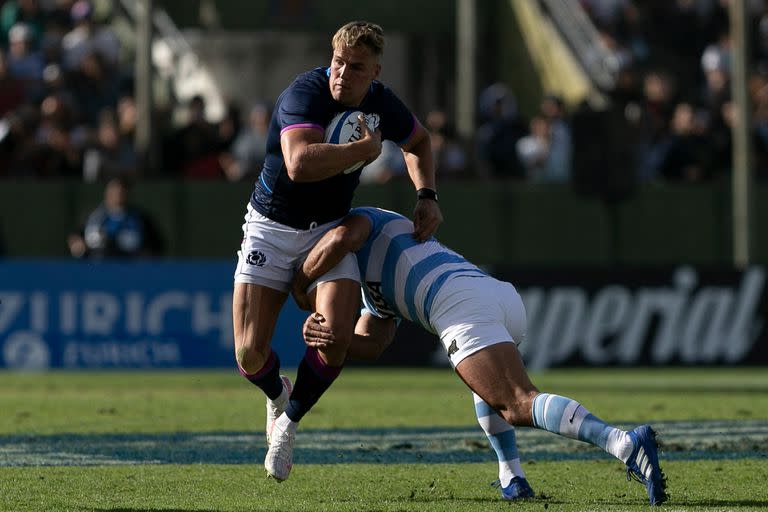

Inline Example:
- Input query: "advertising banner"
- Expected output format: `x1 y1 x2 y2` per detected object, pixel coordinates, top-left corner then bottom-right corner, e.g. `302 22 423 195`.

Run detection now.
1 262 765 369
380 266 768 369
0 261 308 370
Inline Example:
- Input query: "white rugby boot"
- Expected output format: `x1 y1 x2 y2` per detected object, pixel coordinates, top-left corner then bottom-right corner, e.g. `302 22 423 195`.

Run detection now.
264 415 296 482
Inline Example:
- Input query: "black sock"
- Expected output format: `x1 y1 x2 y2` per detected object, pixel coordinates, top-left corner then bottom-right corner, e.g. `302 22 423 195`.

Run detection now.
238 350 283 400
284 347 342 422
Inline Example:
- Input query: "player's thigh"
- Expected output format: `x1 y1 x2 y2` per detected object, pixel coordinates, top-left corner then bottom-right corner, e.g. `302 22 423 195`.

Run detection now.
232 282 288 350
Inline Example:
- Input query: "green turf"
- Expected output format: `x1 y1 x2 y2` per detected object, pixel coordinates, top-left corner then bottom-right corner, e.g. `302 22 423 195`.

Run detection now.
1 460 767 512
1 368 766 435
1 367 767 511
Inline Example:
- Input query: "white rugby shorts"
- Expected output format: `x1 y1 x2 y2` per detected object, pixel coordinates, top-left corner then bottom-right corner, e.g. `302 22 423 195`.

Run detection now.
429 275 526 367
233 204 360 293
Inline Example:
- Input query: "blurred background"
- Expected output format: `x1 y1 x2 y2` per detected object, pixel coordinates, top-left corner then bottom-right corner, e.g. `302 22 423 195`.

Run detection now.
0 0 765 371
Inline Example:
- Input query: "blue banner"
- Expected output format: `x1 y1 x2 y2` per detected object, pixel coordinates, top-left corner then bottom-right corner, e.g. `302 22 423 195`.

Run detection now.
0 261 308 369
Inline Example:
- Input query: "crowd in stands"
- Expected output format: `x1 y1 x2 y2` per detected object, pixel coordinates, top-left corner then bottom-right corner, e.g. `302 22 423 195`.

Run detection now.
458 0 768 191
3 0 768 187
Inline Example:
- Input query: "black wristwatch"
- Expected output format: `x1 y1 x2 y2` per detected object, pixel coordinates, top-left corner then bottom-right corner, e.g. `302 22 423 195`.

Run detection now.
416 188 438 202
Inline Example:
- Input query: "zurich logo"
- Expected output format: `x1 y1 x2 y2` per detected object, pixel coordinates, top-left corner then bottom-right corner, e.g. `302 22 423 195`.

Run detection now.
246 250 267 267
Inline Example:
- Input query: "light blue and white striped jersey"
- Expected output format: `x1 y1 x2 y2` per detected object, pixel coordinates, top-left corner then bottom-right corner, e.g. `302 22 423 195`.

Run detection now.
351 207 487 333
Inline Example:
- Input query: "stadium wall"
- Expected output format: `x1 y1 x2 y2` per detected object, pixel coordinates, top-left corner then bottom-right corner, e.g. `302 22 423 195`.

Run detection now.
0 180 765 265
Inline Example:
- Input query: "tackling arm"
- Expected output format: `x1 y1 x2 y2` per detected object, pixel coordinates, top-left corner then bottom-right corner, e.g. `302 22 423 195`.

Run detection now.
303 311 397 362
281 115 382 182
291 214 372 310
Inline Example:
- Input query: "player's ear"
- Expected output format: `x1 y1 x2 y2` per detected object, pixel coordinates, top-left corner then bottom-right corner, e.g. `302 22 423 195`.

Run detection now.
373 62 381 80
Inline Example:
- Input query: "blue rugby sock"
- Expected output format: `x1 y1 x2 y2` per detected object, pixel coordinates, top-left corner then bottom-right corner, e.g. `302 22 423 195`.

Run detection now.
284 347 343 423
531 393 633 462
473 393 525 485
238 349 284 400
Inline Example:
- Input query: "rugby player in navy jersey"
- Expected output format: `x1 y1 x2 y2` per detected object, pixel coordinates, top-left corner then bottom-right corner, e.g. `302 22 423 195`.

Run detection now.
231 21 443 482
292 207 667 506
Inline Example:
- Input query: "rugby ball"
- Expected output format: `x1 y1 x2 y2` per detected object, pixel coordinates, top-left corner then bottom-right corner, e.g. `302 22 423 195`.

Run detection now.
324 110 380 174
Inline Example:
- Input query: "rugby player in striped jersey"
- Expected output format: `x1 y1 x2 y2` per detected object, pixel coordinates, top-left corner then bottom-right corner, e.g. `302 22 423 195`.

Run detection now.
292 206 667 506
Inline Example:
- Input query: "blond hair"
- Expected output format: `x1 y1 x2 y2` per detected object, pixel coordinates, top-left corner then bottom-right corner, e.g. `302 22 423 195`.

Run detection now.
332 21 384 56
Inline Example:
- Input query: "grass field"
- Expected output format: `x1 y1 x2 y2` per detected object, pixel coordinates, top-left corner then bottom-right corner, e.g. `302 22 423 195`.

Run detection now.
0 367 767 511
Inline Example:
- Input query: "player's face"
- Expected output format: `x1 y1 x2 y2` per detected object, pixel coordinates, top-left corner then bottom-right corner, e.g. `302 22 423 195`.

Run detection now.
329 45 381 107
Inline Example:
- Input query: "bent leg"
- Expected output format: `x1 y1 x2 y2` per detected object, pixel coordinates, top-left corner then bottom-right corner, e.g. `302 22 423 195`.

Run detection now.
283 278 360 423
456 342 633 463
456 342 539 426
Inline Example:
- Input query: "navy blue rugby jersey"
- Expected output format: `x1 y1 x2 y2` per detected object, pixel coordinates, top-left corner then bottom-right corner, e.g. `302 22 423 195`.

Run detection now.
249 67 416 229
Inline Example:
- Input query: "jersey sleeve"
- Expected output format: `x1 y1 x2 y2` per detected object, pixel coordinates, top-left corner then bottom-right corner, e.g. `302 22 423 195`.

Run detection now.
377 86 417 146
349 207 378 227
277 80 327 134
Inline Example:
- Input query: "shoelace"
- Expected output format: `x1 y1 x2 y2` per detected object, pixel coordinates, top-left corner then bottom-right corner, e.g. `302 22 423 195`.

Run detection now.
626 466 645 484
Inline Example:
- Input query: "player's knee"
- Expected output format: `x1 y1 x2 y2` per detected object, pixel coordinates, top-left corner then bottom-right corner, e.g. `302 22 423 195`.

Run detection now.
497 389 539 426
235 345 268 375
316 338 350 366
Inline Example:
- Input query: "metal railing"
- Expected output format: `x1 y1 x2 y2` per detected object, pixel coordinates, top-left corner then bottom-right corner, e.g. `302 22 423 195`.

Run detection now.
539 0 617 91
116 0 225 119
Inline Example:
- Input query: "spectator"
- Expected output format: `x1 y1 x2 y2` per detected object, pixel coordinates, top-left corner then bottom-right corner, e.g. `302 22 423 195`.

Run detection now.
654 102 710 182
67 177 164 259
34 93 81 177
1 0 45 49
66 50 119 126
221 101 270 182
43 0 78 35
633 70 678 181
0 50 25 117
475 83 528 179
570 93 639 201
116 94 137 139
425 109 467 178
82 107 138 182
539 94 572 182
61 0 119 71
217 101 241 152
5 22 44 100
0 104 40 178
516 116 550 179
164 94 222 179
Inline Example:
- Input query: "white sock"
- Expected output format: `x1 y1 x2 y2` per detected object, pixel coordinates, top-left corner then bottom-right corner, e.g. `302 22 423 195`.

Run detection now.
499 459 525 486
271 386 289 409
606 429 635 463
274 412 298 435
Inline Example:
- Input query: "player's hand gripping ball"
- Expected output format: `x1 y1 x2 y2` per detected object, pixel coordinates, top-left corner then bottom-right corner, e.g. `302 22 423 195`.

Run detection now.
323 110 380 173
